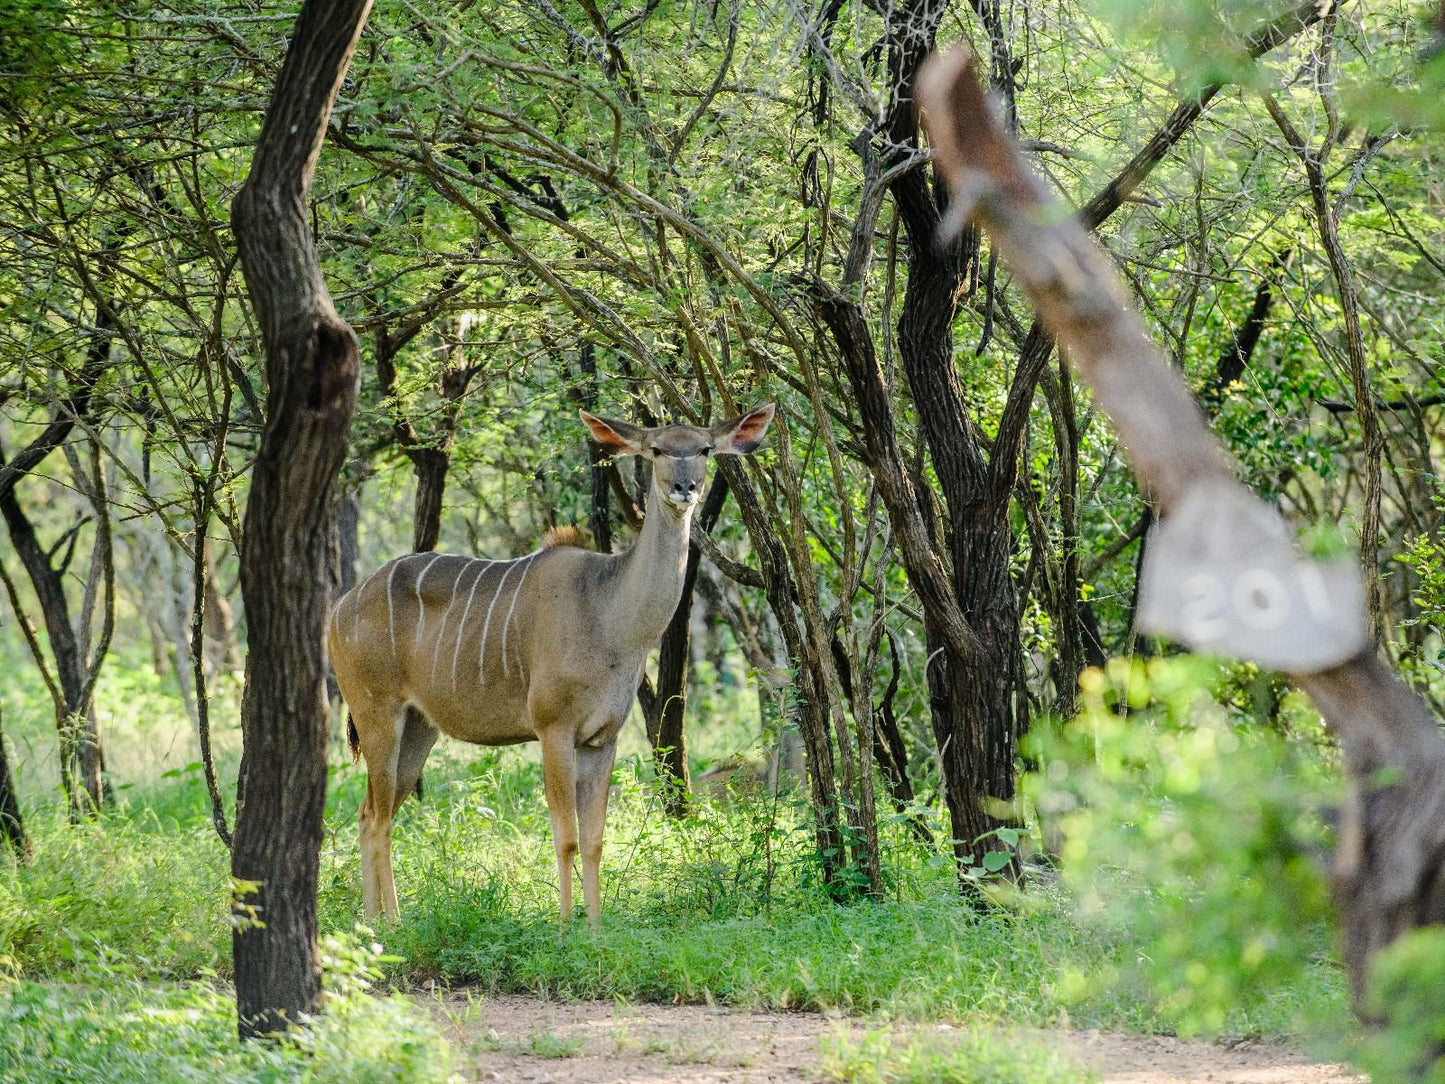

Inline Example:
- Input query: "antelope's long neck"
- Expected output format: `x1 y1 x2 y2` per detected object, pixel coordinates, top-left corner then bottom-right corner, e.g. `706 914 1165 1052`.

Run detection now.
611 483 694 649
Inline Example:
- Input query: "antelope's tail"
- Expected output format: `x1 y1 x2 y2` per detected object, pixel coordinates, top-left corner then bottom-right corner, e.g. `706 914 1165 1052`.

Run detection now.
346 712 360 763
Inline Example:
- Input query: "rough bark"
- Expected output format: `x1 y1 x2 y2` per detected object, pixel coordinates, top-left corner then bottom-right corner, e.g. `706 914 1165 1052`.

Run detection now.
816 0 1326 877
878 0 1021 871
809 280 1001 865
0 708 29 861
920 41 1445 1017
229 0 370 1039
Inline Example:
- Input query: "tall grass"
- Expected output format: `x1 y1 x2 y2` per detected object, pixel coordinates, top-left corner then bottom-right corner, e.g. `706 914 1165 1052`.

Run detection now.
0 742 1347 1040
0 652 1359 1084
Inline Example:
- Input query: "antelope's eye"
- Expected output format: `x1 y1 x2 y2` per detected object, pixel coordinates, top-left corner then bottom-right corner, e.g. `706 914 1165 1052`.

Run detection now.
651 447 664 457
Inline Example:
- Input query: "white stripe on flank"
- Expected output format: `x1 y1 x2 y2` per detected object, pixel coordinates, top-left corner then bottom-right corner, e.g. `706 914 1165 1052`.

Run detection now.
412 553 444 651
449 560 493 691
478 559 521 686
386 559 404 660
501 552 538 679
430 560 467 682
352 570 375 643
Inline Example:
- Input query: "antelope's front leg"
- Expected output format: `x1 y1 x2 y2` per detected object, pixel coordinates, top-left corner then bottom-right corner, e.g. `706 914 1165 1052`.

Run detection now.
576 739 618 927
539 726 580 926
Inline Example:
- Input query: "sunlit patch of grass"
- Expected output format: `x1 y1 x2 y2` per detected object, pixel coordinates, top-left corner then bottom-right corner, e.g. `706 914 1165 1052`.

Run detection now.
526 1030 584 1058
818 1025 1094 1084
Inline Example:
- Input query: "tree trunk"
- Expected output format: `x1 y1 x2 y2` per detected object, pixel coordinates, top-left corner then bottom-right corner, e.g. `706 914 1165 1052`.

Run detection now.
892 161 1024 871
0 479 103 817
809 267 1007 875
410 446 449 553
718 456 846 886
228 0 370 1039
580 344 613 553
920 41 1445 1018
0 708 29 861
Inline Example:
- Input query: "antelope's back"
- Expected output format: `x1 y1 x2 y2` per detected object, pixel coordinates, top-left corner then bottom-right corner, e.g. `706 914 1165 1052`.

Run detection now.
329 551 550 743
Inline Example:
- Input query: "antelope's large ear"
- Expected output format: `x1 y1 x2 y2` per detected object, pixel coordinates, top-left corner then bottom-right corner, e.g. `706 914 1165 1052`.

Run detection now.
710 403 776 455
580 410 646 456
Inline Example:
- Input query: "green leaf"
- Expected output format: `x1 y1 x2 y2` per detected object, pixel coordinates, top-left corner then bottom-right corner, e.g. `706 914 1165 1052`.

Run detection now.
982 850 1013 873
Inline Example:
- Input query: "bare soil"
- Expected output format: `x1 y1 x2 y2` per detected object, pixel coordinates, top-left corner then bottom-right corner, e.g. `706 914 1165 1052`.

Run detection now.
426 992 1365 1083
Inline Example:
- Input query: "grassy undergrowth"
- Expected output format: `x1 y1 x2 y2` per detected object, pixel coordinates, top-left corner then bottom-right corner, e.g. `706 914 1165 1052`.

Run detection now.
0 744 1347 1032
0 946 455 1083
818 1026 1095 1084
0 660 1357 1082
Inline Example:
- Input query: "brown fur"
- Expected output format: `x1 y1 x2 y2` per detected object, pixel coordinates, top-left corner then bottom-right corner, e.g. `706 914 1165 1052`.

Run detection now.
542 525 590 550
331 404 776 925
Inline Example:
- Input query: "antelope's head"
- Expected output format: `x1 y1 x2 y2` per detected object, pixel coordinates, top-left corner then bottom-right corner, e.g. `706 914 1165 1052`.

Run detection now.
580 404 776 513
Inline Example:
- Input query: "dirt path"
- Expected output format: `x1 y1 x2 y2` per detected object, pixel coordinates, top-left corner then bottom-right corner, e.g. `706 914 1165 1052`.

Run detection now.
426 993 1364 1083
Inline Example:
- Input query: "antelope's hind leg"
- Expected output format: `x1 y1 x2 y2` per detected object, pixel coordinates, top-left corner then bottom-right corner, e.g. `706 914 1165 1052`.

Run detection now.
576 739 619 927
392 706 439 816
354 697 409 920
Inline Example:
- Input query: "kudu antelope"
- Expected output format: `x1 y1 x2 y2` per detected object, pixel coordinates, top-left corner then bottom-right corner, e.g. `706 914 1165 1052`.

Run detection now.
329 404 775 924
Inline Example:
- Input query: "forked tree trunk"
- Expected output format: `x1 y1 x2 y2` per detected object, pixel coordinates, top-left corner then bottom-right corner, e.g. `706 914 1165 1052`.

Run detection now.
805 0 1325 881
0 477 107 818
229 0 369 1039
0 262 115 819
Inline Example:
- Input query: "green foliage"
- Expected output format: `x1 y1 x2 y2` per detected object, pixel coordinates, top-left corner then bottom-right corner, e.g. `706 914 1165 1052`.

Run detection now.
1025 656 1344 1036
1355 927 1445 1083
4 6 1435 1076
1091 0 1292 89
0 738 1349 1043
0 0 77 105
1343 22 1445 131
525 1031 584 1058
818 1026 1093 1084
0 812 230 980
395 890 1097 1023
0 939 455 1083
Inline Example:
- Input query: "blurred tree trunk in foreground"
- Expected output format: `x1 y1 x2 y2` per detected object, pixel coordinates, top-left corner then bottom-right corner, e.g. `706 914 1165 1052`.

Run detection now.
920 39 1445 1020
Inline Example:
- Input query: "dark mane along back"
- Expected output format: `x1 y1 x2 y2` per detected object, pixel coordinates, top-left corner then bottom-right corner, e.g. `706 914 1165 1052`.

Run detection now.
542 526 591 550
